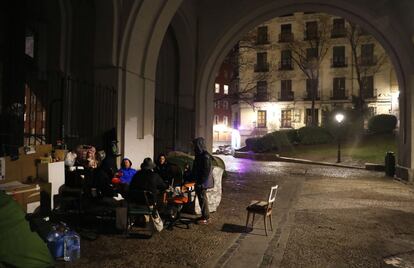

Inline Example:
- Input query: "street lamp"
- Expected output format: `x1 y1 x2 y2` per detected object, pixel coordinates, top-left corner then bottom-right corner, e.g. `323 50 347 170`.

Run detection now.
335 113 345 163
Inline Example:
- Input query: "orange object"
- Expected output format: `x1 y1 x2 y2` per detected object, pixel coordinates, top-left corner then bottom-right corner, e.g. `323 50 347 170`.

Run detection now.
112 177 121 184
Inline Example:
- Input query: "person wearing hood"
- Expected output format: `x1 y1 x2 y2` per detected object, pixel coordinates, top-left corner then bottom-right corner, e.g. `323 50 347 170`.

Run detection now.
118 158 137 185
129 158 167 204
192 137 214 225
154 153 172 185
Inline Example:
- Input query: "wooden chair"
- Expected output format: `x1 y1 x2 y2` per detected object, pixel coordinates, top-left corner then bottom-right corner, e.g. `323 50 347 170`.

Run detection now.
245 185 278 236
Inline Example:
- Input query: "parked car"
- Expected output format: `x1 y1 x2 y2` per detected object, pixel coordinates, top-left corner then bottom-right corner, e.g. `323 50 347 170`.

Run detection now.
213 145 233 155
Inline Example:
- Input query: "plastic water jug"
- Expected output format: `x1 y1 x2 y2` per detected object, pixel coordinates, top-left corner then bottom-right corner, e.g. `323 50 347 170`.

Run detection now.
46 227 64 259
63 231 81 262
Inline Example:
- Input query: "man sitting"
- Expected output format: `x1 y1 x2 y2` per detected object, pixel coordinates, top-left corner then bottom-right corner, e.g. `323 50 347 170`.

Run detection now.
129 158 168 205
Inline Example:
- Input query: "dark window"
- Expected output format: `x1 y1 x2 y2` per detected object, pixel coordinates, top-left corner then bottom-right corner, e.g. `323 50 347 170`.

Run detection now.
331 18 346 37
305 109 319 126
279 24 293 42
306 79 319 99
281 110 292 128
361 76 374 98
332 77 346 99
305 21 318 40
280 80 293 101
360 44 375 65
280 50 293 70
255 52 269 72
257 110 267 128
306 48 318 61
332 46 346 67
257 26 269 44
256 81 268 101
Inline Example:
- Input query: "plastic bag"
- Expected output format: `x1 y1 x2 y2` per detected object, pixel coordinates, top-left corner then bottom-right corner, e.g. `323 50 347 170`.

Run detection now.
64 152 77 167
151 210 163 232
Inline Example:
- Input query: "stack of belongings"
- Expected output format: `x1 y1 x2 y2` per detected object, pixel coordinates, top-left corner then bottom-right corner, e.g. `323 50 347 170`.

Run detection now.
75 145 97 168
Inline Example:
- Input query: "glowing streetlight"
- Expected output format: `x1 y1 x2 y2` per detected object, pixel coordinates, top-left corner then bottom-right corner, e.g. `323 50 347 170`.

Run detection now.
335 113 345 163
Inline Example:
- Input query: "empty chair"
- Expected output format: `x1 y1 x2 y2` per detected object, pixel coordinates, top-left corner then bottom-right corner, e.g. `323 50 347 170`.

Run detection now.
126 190 156 236
245 185 278 236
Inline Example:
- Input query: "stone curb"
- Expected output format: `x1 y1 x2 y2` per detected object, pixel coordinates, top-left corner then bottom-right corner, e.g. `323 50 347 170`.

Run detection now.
233 151 367 170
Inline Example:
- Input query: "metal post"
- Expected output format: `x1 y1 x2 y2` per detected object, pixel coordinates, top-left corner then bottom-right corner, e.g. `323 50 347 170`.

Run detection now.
337 133 341 163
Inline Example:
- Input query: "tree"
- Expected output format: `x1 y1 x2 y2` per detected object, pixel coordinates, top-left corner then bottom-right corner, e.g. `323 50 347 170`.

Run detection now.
345 23 388 114
286 14 331 126
214 30 275 110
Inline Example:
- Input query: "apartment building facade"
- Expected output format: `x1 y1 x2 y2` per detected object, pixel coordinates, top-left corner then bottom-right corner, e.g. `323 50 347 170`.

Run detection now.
213 61 233 145
232 12 399 145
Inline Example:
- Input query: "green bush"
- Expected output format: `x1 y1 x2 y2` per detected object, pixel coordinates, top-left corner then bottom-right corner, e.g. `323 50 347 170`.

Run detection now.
250 131 292 153
298 126 333 145
368 114 397 134
245 137 260 151
279 129 299 144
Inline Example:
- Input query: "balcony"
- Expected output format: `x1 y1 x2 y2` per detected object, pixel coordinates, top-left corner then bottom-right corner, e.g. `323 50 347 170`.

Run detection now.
304 31 318 40
256 34 270 45
358 56 377 66
254 62 269 72
330 89 348 100
331 57 348 68
278 32 294 43
254 92 269 102
278 61 294 70
362 88 377 99
303 90 321 100
331 28 346 38
278 91 294 101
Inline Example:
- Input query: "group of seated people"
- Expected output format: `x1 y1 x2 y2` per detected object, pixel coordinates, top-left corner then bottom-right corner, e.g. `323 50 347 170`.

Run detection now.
85 153 191 206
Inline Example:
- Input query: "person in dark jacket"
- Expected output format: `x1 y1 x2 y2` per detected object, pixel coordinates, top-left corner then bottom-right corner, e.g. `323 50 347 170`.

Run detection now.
154 154 172 185
129 158 168 204
192 137 213 224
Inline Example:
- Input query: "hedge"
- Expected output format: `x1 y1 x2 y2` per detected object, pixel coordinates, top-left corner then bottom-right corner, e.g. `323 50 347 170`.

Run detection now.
247 131 292 153
297 126 332 145
368 114 397 134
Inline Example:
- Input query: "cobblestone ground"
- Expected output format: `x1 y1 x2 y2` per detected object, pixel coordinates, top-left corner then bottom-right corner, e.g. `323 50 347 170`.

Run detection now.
57 156 414 268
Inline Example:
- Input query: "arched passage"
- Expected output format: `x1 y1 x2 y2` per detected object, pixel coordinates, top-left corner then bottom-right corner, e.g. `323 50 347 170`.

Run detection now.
196 0 414 180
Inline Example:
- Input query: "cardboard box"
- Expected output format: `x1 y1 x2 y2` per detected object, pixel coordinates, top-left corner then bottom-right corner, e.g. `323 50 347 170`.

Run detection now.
1 144 54 184
0 181 52 213
37 161 65 208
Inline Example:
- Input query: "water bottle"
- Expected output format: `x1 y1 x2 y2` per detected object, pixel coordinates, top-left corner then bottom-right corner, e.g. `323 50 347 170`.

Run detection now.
63 230 81 262
46 226 64 259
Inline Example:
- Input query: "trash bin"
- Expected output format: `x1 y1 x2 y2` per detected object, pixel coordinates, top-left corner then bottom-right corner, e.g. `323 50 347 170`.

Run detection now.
384 151 396 177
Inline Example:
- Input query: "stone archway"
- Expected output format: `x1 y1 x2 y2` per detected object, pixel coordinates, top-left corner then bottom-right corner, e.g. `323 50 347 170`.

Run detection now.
116 0 183 164
196 0 414 180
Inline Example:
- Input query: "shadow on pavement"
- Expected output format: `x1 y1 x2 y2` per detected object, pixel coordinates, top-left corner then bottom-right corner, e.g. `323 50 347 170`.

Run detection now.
221 223 251 233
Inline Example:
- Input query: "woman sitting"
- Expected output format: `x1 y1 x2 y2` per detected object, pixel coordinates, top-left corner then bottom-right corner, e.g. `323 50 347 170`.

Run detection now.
118 158 137 185
154 154 172 185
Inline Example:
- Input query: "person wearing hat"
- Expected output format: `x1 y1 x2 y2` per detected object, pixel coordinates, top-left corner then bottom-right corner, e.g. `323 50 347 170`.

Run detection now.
128 158 168 204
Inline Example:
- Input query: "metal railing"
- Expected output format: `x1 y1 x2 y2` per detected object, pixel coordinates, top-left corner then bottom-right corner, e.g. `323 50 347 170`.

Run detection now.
254 62 269 72
330 89 348 100
278 60 294 70
23 71 117 148
278 32 294 42
278 91 295 101
331 57 348 68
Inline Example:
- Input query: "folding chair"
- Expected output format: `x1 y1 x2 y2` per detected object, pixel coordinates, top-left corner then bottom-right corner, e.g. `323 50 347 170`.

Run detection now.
245 185 278 236
126 190 156 236
165 164 194 229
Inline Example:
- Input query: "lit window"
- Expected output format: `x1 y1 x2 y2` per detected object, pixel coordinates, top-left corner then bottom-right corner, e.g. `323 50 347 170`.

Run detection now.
224 85 229 95
215 83 220 93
